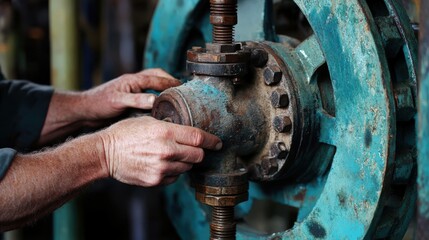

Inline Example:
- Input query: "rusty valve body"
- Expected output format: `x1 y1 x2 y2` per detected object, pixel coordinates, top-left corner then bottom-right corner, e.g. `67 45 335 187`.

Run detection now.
152 73 261 239
154 1 253 239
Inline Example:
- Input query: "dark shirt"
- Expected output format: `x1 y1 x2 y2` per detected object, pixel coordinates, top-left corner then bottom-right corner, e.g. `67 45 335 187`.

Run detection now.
0 76 53 180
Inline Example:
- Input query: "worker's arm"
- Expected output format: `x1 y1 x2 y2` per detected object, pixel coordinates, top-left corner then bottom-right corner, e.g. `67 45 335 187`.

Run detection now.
38 68 180 146
0 116 222 231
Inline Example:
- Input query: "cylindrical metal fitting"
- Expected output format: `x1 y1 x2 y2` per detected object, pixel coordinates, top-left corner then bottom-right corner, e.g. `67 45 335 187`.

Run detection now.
210 0 237 44
210 206 236 240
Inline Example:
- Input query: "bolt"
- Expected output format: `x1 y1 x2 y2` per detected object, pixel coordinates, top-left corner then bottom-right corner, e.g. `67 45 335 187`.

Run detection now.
261 157 279 175
270 89 289 108
394 83 416 122
270 141 288 159
210 0 237 44
264 65 282 85
273 115 292 133
206 43 240 53
250 48 268 67
211 206 236 240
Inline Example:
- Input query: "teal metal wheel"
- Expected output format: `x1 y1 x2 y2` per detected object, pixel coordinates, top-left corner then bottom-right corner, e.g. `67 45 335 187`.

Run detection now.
145 0 418 239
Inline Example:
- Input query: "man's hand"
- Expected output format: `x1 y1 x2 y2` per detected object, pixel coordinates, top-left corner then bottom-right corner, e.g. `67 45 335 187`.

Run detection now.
99 117 222 187
39 68 180 145
82 68 180 120
97 116 222 186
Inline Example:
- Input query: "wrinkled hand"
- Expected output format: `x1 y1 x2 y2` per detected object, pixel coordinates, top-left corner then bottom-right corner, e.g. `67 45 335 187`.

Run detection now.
97 117 222 187
83 68 180 120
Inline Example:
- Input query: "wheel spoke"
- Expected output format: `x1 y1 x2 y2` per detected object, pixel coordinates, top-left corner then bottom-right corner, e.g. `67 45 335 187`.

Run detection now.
294 35 326 84
318 110 337 146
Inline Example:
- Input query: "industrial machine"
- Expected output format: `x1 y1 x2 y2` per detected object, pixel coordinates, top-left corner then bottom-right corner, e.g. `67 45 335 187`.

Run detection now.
145 0 420 239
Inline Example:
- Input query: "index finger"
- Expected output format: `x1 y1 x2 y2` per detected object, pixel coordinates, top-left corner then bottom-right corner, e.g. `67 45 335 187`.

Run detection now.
131 74 181 91
172 125 222 150
139 68 175 79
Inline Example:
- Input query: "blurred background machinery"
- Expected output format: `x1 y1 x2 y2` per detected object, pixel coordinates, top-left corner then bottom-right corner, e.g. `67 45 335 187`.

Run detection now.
0 0 427 239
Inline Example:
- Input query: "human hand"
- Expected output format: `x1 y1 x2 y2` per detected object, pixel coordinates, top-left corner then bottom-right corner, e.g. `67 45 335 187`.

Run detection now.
97 116 222 187
82 68 180 120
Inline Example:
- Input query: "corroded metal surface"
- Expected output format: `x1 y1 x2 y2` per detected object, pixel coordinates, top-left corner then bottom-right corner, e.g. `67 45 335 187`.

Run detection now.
147 0 418 239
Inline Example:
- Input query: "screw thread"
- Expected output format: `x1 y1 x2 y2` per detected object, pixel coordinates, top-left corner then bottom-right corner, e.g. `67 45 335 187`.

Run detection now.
212 25 234 44
210 206 236 240
210 0 237 44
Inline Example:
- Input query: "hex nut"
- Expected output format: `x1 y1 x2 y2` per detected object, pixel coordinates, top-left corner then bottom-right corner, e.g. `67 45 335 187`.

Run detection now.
206 43 241 53
195 192 248 206
261 157 279 175
273 115 292 133
250 48 269 67
263 65 282 85
394 83 416 122
271 89 289 108
270 141 288 159
194 184 248 196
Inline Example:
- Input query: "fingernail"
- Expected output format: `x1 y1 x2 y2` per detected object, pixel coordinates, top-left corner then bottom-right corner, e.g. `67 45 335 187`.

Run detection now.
148 95 156 104
215 142 223 150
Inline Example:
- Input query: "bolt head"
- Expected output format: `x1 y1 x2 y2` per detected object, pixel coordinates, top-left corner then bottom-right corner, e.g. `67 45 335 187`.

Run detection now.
263 65 282 85
250 48 268 67
270 141 288 159
206 43 240 53
271 89 289 108
261 157 279 175
394 83 416 121
195 192 248 206
273 115 292 133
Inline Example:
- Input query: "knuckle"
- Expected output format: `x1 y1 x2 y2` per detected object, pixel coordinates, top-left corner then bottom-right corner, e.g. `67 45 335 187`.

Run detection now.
157 125 171 136
160 145 176 160
190 130 204 146
151 175 163 186
121 73 132 80
185 164 193 171
108 93 122 107
195 149 205 163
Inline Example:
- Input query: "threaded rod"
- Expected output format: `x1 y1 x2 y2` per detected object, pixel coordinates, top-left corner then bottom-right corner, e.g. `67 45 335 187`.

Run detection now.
210 0 237 44
210 206 236 240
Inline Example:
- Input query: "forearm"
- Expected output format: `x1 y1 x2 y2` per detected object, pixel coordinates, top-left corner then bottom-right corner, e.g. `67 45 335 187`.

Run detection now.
0 132 108 231
38 91 91 145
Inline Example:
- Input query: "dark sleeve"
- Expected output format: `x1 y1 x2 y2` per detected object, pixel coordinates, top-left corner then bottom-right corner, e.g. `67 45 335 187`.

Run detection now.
0 80 54 151
0 148 16 180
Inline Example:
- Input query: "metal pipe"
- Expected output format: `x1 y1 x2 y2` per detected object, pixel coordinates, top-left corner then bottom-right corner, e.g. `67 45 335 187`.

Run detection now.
49 0 79 90
49 1 80 239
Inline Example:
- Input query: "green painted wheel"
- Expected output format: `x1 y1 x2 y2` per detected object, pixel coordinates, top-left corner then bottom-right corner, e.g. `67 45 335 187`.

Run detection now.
145 0 417 239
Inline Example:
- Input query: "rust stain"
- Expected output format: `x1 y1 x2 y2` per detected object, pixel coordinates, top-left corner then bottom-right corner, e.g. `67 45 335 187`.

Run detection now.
293 188 307 202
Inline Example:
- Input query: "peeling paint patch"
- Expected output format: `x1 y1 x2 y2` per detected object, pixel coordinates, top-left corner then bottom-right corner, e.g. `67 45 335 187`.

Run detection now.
365 127 372 148
307 220 326 238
